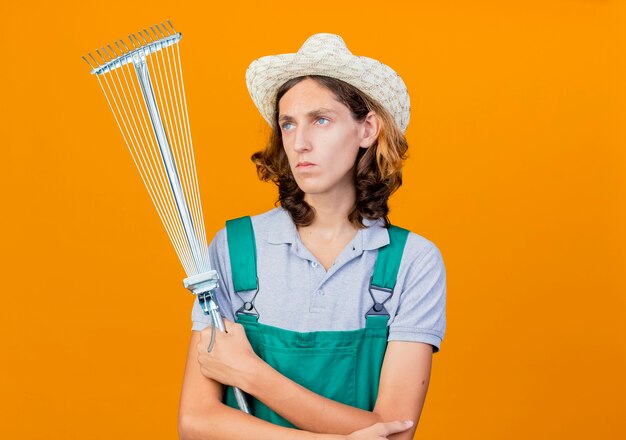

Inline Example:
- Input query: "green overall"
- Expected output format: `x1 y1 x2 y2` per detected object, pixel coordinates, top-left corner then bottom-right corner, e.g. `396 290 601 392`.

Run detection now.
223 216 409 428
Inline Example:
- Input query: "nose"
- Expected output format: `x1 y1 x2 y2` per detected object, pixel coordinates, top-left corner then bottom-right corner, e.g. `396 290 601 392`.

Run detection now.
291 124 312 153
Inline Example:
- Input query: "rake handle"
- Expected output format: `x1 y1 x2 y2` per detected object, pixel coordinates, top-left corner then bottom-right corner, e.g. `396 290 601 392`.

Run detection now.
202 292 251 414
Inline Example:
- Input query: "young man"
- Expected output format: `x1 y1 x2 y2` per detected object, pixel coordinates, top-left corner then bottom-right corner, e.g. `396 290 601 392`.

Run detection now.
179 33 446 440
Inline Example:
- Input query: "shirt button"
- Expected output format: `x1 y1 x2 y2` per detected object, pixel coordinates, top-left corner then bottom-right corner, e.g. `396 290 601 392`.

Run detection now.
311 261 318 268
316 289 324 296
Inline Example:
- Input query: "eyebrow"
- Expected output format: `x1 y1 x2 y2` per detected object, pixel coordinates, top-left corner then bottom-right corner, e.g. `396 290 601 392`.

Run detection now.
278 108 338 123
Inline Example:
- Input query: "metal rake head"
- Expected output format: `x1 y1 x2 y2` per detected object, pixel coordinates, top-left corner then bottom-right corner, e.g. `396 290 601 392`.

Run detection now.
82 20 210 277
81 20 181 76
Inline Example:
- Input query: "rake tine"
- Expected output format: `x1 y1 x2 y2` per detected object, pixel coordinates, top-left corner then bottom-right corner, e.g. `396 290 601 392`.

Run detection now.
87 52 101 67
95 49 107 63
137 31 148 45
107 44 119 58
100 46 113 61
142 29 154 42
82 55 97 69
120 39 132 53
115 41 126 54
155 24 167 38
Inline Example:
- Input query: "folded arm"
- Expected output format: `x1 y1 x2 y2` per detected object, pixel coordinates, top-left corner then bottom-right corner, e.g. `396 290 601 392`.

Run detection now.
179 330 341 440
239 338 432 438
189 320 433 438
179 330 416 440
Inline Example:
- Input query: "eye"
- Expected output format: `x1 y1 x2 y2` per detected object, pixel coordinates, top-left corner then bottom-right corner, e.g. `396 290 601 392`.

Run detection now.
282 122 294 131
316 117 329 125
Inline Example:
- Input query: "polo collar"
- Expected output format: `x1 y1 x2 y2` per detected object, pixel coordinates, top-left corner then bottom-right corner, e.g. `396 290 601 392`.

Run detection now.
267 208 299 245
361 217 390 251
267 207 390 251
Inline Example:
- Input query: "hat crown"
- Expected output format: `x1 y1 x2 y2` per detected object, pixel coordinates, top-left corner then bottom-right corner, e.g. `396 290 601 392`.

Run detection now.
297 33 353 56
246 33 410 133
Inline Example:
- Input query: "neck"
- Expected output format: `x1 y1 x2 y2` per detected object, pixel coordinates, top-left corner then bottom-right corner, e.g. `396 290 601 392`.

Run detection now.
301 185 357 236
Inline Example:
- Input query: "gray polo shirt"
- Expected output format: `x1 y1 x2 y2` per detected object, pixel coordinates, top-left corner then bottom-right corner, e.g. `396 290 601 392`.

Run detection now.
191 207 446 352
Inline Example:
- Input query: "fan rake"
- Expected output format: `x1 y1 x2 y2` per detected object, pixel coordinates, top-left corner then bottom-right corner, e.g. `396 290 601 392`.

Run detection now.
82 21 250 413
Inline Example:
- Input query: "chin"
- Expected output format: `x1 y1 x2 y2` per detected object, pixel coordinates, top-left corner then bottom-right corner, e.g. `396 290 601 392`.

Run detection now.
293 177 320 193
294 181 330 196
298 186 327 196
295 177 352 199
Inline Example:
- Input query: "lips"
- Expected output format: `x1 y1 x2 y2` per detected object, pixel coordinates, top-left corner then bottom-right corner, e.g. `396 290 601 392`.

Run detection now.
296 161 315 168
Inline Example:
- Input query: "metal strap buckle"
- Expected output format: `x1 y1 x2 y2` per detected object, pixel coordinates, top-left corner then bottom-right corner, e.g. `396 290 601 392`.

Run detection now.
235 277 260 317
366 277 394 317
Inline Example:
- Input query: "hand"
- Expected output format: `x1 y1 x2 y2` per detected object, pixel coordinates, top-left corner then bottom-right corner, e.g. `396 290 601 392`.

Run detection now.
345 420 414 440
196 318 260 389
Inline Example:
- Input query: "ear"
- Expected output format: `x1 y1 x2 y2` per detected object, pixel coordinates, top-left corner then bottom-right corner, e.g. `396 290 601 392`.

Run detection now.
359 111 381 148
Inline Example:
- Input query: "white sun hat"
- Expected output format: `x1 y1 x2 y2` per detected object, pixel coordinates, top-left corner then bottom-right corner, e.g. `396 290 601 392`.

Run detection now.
245 33 411 134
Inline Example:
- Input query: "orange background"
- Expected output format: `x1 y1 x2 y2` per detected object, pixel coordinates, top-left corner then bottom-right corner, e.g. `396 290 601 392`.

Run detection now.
1 1 625 438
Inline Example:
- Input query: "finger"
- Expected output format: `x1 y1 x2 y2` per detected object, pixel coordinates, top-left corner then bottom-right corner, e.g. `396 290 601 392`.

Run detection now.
377 420 413 437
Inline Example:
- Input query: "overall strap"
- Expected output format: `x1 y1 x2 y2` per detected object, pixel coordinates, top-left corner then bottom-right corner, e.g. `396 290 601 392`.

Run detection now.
366 225 410 320
372 225 410 290
225 216 258 292
225 216 260 318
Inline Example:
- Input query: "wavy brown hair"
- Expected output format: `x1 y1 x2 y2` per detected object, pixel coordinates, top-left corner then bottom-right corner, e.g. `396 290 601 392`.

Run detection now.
251 75 408 228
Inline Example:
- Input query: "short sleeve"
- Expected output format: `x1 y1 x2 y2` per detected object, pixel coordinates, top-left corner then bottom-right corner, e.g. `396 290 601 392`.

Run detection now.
388 239 447 353
190 227 236 331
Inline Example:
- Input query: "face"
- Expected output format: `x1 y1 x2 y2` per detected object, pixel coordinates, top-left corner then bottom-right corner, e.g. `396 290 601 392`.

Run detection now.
278 79 372 199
